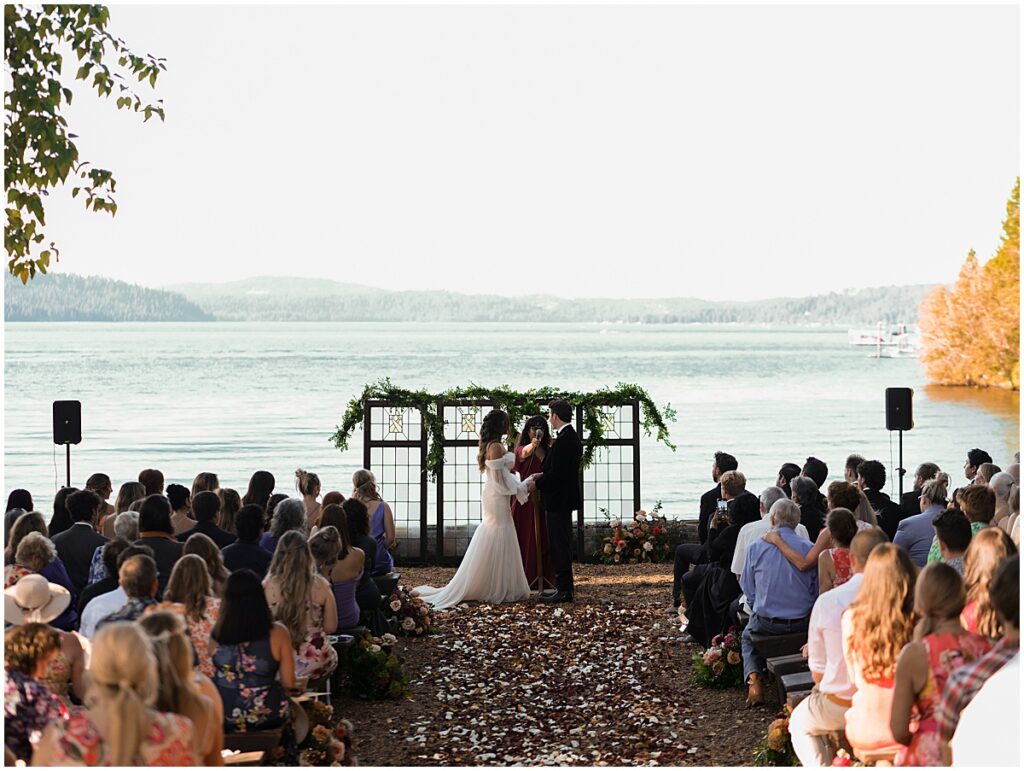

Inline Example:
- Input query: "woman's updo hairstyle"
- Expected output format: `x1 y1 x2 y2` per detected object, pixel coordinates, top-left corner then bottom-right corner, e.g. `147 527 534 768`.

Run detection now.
295 468 321 497
476 409 510 472
921 472 950 506
352 469 379 501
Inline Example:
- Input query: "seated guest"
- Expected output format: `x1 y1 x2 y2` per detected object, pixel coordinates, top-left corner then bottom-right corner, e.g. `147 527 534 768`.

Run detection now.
217 487 242 534
137 611 223 766
760 482 862 575
211 569 297 763
79 544 153 638
31 622 196 766
739 499 817 706
817 508 859 593
339 500 387 634
989 471 1015 530
841 543 917 763
222 505 272 578
46 486 77 538
6 530 78 632
949 654 1020 766
51 489 107 594
85 473 115 522
191 472 220 499
5 488 33 517
791 476 826 542
138 467 165 496
259 497 306 555
163 554 221 678
1008 485 1021 545
671 451 738 610
962 527 1017 639
351 469 398 576
826 480 877 530
931 508 973 575
4 623 68 763
321 490 345 509
309 524 364 630
178 491 235 548
900 462 940 517
263 531 338 680
975 462 1001 486
78 537 132 616
5 509 48 567
776 462 801 499
680 470 757 618
242 470 277 514
857 460 904 539
95 554 160 630
844 454 865 485
3 507 26 547
101 481 146 537
937 555 1018 764
88 511 139 584
296 468 323 531
136 494 184 598
183 533 229 596
167 484 197 535
928 484 997 564
801 456 830 511
894 473 950 567
789 527 887 766
684 486 746 647
963 448 992 483
890 563 991 767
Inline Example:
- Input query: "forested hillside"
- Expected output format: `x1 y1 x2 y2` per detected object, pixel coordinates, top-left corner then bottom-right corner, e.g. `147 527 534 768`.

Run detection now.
4 272 213 321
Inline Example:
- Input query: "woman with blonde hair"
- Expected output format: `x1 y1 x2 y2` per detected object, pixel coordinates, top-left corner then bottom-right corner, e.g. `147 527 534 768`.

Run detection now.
890 563 991 766
162 554 221 678
6 529 78 632
840 543 917 763
351 468 396 575
217 487 242 534
961 527 1017 638
137 611 223 766
263 531 338 679
32 621 196 766
295 468 322 530
309 524 364 629
183 532 229 596
101 481 146 537
191 472 219 499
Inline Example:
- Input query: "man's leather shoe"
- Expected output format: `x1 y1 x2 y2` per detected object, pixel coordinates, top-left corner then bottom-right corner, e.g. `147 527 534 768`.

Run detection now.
540 590 573 604
745 672 765 708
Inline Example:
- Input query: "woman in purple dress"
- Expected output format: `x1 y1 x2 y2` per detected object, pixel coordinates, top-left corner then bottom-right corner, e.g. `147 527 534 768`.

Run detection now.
352 470 395 576
512 416 555 590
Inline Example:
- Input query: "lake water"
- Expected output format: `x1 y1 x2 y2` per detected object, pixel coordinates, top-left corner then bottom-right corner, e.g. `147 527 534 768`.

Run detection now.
4 322 1019 530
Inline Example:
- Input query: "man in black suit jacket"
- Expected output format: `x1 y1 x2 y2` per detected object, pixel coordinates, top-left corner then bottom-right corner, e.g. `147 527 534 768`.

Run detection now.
900 462 940 517
177 491 236 549
51 489 108 595
535 399 583 603
858 459 905 539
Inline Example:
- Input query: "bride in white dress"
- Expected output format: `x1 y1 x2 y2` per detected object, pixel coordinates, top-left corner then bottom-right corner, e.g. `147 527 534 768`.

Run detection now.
414 410 539 610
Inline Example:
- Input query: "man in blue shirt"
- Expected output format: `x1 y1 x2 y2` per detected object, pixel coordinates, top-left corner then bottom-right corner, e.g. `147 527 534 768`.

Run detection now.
740 499 818 706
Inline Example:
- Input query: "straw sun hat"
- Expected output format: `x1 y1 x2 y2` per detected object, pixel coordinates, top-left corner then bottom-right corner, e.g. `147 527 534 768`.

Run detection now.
4 574 71 624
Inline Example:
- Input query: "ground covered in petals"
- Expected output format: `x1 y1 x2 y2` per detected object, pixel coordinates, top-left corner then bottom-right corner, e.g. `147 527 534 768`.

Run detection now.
333 564 773 766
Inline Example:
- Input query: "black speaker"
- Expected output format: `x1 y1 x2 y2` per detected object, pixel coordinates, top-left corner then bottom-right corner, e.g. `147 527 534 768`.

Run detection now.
885 388 913 431
53 400 82 445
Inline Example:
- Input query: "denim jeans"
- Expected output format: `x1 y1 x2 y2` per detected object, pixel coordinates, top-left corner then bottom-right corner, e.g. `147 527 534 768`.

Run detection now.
740 612 810 681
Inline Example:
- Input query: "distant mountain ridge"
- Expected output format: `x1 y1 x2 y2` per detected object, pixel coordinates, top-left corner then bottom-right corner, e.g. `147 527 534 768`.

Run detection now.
6 272 935 325
4 272 212 322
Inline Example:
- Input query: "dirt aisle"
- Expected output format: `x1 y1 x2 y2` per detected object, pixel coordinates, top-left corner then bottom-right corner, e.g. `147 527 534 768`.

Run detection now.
333 565 774 766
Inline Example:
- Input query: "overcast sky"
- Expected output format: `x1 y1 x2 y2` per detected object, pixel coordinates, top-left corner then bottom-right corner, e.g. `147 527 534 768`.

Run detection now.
37 3 1019 301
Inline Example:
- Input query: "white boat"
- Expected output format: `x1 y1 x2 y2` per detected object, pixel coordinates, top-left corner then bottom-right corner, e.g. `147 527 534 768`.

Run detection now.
848 322 921 358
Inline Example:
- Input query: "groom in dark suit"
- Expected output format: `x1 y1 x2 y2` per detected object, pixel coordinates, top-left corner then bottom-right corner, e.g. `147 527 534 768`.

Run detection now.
536 399 583 604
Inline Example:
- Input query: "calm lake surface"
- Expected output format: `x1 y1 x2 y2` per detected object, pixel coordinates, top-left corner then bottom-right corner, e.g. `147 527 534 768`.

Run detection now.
4 322 1019 528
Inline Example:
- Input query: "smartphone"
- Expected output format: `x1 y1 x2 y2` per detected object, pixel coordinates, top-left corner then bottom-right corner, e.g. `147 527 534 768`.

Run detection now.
717 499 728 512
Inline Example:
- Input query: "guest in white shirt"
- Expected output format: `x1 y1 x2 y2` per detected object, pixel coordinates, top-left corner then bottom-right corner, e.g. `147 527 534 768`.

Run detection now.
789 527 888 766
79 543 153 638
950 654 1020 767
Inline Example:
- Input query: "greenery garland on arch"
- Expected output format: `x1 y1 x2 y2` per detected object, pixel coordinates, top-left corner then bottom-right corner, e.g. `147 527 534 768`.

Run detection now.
330 379 677 479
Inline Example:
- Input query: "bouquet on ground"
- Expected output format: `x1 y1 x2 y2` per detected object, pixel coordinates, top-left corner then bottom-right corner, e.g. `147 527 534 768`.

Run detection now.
297 701 357 766
387 584 437 636
595 501 672 564
343 633 410 700
690 625 744 688
752 710 799 766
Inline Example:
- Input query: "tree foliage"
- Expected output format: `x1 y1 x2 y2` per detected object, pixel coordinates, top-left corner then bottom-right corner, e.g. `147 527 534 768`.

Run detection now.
5 4 165 283
920 179 1020 390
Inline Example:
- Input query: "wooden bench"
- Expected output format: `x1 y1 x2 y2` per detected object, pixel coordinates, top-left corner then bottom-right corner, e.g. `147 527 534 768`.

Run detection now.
749 630 807 660
766 654 810 704
780 670 816 705
373 572 400 597
222 728 284 765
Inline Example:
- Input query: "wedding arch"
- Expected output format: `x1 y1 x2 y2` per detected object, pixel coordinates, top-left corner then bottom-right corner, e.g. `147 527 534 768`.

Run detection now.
331 380 676 565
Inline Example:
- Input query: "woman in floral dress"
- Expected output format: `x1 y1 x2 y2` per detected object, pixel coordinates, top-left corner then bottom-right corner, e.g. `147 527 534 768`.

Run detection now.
890 563 991 766
4 623 68 763
163 554 222 678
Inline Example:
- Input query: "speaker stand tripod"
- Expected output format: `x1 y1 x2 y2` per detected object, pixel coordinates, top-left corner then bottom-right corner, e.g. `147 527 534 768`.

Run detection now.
896 429 906 499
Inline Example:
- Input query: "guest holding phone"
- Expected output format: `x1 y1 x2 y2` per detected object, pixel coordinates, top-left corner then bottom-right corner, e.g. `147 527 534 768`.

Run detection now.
512 416 556 590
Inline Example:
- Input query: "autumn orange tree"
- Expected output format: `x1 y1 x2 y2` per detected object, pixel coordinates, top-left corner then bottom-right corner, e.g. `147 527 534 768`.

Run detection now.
920 179 1020 390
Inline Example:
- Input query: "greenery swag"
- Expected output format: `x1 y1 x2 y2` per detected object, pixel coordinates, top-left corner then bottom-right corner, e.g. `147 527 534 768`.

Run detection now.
330 379 676 479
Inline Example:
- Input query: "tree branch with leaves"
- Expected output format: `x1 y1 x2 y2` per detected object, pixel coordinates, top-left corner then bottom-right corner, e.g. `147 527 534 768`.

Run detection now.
5 4 166 282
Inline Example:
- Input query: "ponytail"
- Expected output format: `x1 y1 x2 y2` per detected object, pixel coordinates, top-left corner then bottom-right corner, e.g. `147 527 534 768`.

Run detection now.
295 468 320 497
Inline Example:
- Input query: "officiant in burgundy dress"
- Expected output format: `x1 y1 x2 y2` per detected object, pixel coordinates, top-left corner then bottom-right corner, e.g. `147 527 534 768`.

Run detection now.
512 416 556 589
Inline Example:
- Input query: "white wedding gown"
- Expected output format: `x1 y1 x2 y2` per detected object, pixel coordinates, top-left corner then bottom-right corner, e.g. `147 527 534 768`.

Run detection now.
414 452 532 609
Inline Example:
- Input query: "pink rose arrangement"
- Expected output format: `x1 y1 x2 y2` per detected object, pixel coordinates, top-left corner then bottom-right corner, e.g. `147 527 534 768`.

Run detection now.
388 584 436 636
690 625 744 689
594 501 672 564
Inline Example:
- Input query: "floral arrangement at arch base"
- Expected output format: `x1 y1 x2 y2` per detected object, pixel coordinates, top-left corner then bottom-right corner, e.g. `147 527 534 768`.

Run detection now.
690 626 744 689
297 700 356 766
387 584 437 636
752 708 799 766
595 501 672 564
343 633 410 700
